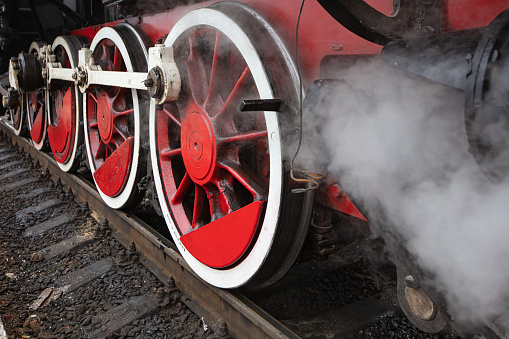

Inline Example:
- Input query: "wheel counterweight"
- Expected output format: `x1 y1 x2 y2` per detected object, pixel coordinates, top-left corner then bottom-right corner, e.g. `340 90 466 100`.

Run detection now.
84 24 149 209
150 3 313 289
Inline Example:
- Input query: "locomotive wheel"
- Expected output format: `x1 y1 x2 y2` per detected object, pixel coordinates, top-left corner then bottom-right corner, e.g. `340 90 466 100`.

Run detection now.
9 94 26 136
150 3 313 288
84 24 149 209
48 36 84 172
26 41 48 151
397 265 450 334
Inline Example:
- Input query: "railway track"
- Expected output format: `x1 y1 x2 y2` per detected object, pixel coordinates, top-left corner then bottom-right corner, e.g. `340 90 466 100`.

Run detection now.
0 114 468 339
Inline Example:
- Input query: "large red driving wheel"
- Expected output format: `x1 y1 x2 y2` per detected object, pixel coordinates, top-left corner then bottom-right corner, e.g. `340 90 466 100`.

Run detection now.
150 3 313 289
84 24 149 209
48 36 84 172
26 41 48 151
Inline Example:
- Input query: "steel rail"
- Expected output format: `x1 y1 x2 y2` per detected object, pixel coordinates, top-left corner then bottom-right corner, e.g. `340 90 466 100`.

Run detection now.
0 117 301 339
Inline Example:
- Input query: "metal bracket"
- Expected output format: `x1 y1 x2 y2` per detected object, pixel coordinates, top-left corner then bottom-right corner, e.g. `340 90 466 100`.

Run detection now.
240 99 296 114
46 50 76 90
75 47 100 92
147 43 181 104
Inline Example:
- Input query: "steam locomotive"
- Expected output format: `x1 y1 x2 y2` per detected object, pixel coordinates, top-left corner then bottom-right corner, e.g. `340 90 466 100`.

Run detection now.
1 0 508 335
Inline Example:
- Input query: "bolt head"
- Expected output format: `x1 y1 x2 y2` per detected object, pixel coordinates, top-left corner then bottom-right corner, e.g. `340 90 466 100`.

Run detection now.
143 78 154 87
147 67 164 99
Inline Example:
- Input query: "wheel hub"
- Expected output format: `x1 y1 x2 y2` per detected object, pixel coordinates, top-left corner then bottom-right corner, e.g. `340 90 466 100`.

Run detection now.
97 91 113 143
181 106 217 185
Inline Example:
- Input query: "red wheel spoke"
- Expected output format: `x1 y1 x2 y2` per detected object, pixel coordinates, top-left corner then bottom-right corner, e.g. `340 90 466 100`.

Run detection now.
89 93 98 103
217 66 254 120
30 93 37 112
203 185 223 221
204 32 229 114
112 124 128 142
160 147 182 159
113 108 134 118
192 184 206 227
101 41 110 64
112 86 127 104
58 46 70 68
219 161 266 200
112 46 122 71
213 175 241 215
95 140 106 160
90 121 98 128
37 93 45 107
218 130 267 146
184 35 209 106
105 142 116 155
161 106 181 127
172 172 193 205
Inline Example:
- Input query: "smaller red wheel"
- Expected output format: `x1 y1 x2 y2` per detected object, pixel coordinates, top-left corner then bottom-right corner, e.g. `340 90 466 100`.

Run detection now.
47 36 84 172
26 41 48 151
150 4 313 289
84 24 149 208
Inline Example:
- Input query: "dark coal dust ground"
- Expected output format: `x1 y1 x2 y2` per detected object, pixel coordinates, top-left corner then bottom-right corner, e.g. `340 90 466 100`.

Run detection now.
0 143 220 338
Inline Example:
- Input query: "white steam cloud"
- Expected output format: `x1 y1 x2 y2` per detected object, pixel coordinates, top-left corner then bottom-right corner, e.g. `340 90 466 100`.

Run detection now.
305 57 509 328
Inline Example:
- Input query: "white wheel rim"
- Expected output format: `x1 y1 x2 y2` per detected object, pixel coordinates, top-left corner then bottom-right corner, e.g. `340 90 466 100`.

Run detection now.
84 27 142 209
150 8 283 288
